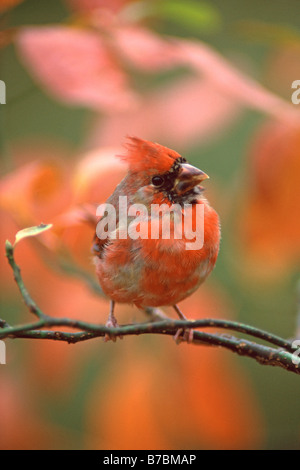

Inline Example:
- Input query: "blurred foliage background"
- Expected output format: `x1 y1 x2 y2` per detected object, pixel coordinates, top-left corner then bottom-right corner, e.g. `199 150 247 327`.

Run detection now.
1 0 300 449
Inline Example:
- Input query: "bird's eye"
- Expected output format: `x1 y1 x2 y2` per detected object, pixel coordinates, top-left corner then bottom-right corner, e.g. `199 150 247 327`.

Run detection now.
151 176 165 187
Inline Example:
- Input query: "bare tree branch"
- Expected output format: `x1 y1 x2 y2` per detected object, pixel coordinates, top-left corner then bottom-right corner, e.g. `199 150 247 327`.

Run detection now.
3 239 300 375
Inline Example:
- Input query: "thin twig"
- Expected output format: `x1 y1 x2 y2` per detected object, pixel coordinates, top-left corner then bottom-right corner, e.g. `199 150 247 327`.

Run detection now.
5 241 50 320
2 240 300 375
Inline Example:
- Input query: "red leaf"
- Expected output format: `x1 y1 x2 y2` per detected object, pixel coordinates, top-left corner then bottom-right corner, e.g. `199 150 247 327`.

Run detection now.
16 26 137 111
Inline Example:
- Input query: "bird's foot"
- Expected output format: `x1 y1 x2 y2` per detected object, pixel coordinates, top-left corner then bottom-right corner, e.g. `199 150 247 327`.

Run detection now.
104 317 123 342
173 328 194 345
172 304 194 344
104 301 123 342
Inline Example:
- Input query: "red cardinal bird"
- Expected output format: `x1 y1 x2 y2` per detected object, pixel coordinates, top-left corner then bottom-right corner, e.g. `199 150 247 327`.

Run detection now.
92 137 220 341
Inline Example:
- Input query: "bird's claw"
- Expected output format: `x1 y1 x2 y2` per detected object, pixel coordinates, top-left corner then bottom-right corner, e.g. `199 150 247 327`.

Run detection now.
173 328 194 345
104 318 123 342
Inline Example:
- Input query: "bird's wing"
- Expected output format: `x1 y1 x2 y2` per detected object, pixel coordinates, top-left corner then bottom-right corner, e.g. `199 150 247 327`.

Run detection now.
91 179 128 257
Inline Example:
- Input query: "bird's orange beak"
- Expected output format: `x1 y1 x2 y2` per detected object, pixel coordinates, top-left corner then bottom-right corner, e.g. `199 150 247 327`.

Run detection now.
174 163 209 195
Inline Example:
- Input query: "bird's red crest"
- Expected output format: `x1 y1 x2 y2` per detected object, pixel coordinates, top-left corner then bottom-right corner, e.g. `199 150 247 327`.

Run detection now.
120 137 181 174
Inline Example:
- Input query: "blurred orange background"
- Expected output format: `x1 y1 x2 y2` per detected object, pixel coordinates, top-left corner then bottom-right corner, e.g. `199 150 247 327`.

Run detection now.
1 0 300 449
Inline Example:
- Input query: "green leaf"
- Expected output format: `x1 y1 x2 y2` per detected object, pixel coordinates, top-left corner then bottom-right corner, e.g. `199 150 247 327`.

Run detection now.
122 0 221 33
14 223 53 246
157 0 221 32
